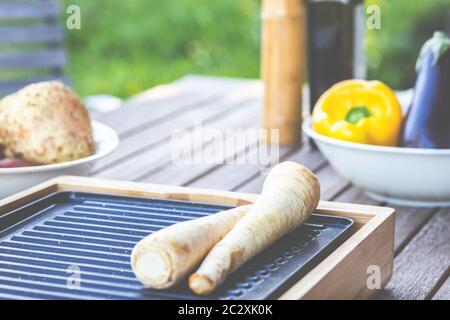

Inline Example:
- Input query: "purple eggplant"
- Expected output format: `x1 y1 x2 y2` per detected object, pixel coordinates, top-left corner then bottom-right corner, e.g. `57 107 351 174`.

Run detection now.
402 31 450 148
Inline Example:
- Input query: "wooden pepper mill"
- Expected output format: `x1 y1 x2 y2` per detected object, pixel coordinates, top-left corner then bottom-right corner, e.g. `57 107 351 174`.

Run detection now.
261 0 306 145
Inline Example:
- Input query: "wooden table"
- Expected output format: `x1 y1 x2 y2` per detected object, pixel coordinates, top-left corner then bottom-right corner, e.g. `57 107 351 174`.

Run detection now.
93 75 450 300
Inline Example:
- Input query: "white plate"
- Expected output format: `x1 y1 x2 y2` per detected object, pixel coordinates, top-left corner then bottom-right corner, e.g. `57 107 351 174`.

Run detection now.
0 121 119 199
303 117 450 207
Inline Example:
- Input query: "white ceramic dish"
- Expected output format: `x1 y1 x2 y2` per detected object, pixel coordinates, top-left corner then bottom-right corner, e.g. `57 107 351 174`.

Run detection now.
0 121 119 199
303 117 450 207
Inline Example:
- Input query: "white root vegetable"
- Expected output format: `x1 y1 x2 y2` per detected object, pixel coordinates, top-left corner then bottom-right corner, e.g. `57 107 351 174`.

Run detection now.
131 205 251 289
189 161 320 295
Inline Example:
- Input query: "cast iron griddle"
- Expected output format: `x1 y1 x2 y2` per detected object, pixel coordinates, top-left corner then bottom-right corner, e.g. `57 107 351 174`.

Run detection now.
0 191 353 299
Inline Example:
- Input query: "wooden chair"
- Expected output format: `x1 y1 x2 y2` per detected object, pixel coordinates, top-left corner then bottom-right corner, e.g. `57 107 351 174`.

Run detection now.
0 0 67 97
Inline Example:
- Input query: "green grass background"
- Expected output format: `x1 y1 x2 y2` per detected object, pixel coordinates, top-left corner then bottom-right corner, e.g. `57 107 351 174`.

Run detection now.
64 0 450 98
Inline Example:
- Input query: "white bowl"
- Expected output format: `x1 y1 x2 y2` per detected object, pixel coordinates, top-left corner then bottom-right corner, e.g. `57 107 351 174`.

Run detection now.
0 121 119 199
303 117 450 207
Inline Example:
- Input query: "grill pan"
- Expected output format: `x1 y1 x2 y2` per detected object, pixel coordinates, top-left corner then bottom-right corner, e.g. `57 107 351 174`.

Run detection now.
0 191 353 300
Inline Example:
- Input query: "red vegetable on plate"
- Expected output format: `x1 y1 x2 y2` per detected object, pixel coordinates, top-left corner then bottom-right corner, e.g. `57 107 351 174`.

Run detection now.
0 158 37 168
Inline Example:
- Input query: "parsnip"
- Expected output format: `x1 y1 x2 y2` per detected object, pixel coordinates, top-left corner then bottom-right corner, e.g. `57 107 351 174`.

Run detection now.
189 162 320 295
131 205 251 289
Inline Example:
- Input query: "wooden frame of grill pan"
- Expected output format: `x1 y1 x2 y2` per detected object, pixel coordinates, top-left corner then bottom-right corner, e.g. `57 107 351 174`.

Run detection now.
0 175 395 300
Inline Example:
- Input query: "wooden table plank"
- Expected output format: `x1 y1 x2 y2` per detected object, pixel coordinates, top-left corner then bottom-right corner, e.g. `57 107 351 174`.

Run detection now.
232 143 347 199
94 80 262 178
314 166 350 200
147 136 260 186
186 144 296 190
234 144 326 193
333 188 437 253
392 206 437 254
377 209 450 300
332 187 378 205
99 75 253 137
95 99 259 180
139 102 262 185
432 275 450 300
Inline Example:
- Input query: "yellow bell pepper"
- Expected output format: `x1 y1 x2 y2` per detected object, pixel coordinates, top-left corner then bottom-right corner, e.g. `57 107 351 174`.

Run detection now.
312 80 404 146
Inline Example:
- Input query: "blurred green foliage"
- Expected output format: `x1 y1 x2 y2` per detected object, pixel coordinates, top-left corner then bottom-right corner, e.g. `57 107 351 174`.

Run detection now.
64 0 261 98
64 0 449 98
366 0 450 89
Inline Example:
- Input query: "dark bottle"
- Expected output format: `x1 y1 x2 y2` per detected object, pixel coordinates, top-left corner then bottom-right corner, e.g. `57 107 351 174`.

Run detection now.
307 0 366 112
402 32 450 149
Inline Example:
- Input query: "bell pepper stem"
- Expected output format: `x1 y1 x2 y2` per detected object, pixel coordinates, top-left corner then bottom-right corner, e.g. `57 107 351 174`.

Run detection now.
346 106 371 124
